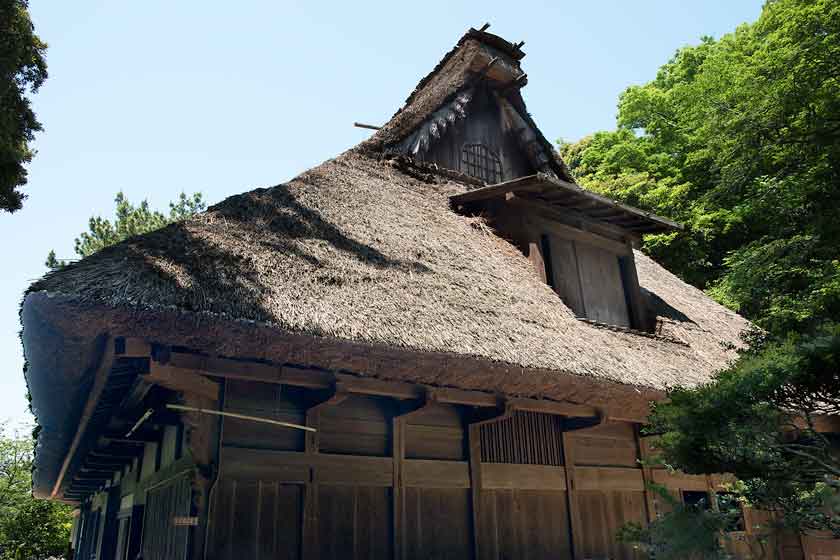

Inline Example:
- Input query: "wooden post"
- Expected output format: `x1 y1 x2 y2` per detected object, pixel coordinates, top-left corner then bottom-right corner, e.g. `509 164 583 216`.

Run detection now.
467 423 483 560
561 430 584 560
468 401 514 560
636 427 657 523
301 391 346 560
392 392 434 560
302 405 320 560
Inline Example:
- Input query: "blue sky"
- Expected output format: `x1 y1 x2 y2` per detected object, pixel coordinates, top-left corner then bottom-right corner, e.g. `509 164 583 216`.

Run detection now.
0 0 765 425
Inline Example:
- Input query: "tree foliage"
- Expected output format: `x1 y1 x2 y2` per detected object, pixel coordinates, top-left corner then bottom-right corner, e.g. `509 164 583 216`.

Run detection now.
617 486 746 559
559 0 840 547
649 325 840 535
46 191 206 269
559 0 840 336
0 423 72 560
0 0 47 213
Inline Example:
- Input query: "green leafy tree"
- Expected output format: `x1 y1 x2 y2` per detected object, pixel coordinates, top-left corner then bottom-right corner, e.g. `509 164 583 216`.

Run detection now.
0 423 72 560
46 191 206 269
560 0 840 551
559 0 840 336
649 326 840 536
0 0 47 212
617 486 745 559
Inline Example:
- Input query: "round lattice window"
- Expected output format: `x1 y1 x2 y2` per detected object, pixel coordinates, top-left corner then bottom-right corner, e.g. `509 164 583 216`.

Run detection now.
461 143 502 184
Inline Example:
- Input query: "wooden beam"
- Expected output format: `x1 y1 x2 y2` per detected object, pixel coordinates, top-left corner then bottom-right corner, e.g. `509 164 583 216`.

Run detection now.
450 176 547 204
153 350 601 419
52 336 117 498
452 173 681 233
143 361 219 401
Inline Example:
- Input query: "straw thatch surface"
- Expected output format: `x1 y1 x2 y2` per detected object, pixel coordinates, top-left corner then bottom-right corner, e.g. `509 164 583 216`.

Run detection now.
361 28 574 182
29 150 748 391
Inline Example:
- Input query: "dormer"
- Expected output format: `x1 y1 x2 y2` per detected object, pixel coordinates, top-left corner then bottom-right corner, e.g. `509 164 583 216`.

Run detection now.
451 175 680 331
364 26 682 331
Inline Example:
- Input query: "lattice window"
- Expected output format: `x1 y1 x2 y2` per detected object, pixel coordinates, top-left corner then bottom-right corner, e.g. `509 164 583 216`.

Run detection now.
461 143 503 184
479 411 564 465
142 473 191 560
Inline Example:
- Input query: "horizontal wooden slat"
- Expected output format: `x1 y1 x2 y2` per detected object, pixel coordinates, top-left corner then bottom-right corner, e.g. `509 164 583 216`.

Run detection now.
570 421 635 441
318 454 393 486
574 467 645 491
221 447 393 486
651 469 708 491
571 436 639 467
482 463 567 491
404 460 470 488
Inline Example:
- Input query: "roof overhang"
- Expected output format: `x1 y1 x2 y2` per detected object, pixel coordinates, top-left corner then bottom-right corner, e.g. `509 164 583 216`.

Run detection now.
23 291 667 499
450 173 682 235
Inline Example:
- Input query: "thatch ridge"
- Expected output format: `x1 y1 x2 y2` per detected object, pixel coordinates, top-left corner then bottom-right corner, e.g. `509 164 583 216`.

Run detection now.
28 149 748 391
360 28 573 182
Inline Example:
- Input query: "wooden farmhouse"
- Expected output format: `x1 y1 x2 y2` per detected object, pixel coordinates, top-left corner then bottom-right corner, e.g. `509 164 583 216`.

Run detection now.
23 26 823 560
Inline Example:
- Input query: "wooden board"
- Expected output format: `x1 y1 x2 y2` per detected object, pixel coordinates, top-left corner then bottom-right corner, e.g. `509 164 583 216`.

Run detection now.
575 244 632 328
318 486 392 560
208 480 302 560
481 464 566 491
574 467 645 492
403 487 473 560
403 460 470 489
546 236 585 317
404 403 466 461
319 395 395 457
477 489 572 560
573 491 647 560
223 381 305 452
570 436 639 467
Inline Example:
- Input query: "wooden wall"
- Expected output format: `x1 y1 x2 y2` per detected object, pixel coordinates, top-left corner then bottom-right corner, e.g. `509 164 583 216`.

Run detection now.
67 374 830 560
206 380 661 560
419 87 534 183
487 204 643 330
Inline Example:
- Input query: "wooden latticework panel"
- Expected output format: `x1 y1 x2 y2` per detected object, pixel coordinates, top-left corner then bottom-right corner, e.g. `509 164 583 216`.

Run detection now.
479 411 564 465
461 143 503 184
142 472 192 560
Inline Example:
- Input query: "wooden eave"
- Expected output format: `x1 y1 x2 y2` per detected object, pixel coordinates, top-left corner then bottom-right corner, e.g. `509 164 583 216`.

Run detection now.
450 173 682 235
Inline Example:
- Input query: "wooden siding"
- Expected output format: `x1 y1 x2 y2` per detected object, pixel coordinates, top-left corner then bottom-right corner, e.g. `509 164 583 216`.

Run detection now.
142 472 191 560
419 87 534 182
200 383 824 560
210 479 303 560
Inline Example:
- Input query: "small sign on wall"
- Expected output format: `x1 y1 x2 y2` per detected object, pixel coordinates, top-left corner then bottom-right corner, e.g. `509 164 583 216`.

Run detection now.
172 516 199 527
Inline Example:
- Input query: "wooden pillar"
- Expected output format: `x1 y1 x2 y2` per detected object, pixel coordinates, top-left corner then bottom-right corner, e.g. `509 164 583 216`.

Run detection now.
392 393 433 560
467 423 483 560
301 391 346 560
635 426 657 523
302 406 320 560
561 431 584 560
468 402 514 560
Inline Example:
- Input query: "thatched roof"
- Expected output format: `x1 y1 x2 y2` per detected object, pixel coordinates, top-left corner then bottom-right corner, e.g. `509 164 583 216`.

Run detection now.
23 28 752 497
27 149 748 391
360 27 575 182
